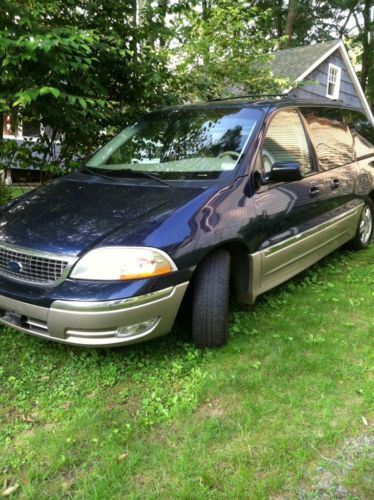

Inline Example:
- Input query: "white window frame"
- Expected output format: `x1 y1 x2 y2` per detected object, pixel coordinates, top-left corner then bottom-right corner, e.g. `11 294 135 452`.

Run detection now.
326 63 341 99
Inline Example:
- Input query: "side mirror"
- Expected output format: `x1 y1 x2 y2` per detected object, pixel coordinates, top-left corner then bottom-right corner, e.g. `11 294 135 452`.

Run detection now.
262 162 304 184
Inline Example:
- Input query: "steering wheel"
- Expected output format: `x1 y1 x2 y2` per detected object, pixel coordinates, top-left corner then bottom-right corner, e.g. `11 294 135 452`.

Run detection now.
218 151 240 160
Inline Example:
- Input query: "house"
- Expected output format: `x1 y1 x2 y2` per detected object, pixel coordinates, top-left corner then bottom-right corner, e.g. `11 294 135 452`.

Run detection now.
271 39 374 125
1 118 55 184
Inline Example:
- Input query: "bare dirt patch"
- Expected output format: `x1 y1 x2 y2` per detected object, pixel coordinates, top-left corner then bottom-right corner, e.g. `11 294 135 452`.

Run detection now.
298 433 374 499
195 398 225 419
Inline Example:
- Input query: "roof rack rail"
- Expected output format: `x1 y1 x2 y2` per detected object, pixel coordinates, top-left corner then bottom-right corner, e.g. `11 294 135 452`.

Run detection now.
208 94 287 102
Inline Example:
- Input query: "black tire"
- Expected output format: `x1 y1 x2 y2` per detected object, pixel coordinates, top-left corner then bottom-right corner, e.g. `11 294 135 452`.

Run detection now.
348 199 374 251
192 249 231 348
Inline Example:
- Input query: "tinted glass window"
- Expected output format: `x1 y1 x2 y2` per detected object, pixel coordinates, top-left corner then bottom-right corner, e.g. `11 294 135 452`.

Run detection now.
261 108 312 175
342 110 374 160
300 107 355 170
86 107 263 180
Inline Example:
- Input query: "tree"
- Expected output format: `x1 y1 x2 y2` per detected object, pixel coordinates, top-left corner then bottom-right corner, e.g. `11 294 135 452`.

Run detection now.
0 0 175 171
173 0 286 100
284 0 299 47
0 0 285 175
353 0 373 102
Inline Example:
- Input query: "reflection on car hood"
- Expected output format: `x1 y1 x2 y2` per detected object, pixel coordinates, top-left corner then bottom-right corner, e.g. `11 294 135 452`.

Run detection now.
0 174 205 256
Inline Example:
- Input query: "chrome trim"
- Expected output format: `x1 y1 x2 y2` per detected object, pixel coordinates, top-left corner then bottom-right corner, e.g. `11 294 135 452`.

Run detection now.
0 242 78 286
0 242 77 264
265 227 350 276
25 319 48 331
0 282 189 347
247 204 363 304
51 286 175 312
263 206 362 256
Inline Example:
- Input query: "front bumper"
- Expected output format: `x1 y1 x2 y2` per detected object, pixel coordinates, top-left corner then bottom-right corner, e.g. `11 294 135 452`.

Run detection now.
0 282 189 347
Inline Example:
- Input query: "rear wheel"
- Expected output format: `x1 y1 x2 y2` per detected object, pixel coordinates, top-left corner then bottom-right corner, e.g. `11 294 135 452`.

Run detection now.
349 199 373 251
192 249 230 348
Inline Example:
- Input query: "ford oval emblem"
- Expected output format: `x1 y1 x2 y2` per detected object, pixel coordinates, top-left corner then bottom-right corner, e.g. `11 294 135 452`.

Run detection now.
8 260 23 273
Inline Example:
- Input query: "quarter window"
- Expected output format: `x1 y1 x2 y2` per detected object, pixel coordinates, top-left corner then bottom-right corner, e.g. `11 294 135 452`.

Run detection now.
326 64 341 99
343 110 374 160
261 109 312 175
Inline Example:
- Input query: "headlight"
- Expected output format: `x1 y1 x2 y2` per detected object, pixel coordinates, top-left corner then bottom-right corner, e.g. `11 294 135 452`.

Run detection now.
70 247 177 281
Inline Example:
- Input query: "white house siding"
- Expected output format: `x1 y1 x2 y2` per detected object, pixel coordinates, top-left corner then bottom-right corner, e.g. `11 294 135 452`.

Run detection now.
289 49 364 112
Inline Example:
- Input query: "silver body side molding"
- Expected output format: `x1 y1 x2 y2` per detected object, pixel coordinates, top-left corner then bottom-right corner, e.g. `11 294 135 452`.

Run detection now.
246 204 363 304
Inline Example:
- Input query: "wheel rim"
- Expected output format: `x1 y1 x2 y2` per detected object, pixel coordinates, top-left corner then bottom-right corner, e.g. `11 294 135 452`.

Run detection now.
359 206 373 245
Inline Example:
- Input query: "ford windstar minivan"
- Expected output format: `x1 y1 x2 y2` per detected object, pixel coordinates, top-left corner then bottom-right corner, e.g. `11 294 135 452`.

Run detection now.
0 98 373 348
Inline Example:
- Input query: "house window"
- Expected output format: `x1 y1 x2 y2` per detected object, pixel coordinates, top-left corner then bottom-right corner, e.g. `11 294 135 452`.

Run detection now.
2 114 16 137
326 63 341 99
23 120 41 137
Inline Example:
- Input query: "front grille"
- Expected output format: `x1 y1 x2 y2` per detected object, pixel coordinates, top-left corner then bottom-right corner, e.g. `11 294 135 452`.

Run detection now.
0 245 71 285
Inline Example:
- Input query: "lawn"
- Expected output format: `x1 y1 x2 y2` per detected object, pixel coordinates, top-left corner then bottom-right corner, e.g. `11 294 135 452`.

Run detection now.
9 186 34 199
0 246 373 498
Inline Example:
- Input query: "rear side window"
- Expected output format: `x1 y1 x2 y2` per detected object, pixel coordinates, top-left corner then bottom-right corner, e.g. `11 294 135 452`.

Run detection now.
261 109 312 175
343 110 374 160
300 108 355 170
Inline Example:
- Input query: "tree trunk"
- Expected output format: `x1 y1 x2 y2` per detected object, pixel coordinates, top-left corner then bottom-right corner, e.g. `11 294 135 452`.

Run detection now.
159 0 168 47
275 0 284 38
339 1 358 37
359 0 370 93
284 0 298 47
366 0 374 105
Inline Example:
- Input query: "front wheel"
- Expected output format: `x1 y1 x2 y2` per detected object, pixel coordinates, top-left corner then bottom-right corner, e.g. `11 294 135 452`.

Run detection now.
349 199 373 251
192 249 231 348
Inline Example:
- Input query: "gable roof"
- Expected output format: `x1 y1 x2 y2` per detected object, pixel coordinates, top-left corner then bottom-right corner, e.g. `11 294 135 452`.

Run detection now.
271 40 374 125
271 40 340 81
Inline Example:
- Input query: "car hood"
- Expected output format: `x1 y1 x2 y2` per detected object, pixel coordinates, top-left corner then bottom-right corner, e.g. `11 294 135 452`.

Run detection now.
0 173 206 256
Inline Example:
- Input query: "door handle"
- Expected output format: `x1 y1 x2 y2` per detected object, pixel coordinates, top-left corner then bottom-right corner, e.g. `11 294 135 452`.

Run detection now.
309 186 320 197
330 178 340 190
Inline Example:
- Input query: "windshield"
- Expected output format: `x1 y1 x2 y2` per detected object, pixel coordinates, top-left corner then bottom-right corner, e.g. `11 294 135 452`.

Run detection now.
86 107 263 180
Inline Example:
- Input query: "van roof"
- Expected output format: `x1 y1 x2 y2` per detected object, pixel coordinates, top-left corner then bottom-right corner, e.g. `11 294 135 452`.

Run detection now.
159 96 364 115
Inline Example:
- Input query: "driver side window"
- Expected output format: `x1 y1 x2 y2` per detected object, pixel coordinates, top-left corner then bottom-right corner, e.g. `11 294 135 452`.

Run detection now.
262 109 312 175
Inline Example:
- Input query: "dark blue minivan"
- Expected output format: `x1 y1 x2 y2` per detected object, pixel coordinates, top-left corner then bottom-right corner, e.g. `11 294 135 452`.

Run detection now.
0 99 373 347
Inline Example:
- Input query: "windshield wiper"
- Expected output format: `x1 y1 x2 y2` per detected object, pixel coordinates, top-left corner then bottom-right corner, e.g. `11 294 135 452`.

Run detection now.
82 167 171 187
119 169 172 187
82 167 119 181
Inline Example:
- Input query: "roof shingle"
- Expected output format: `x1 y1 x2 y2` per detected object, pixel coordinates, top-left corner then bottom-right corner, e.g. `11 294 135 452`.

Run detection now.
271 40 341 81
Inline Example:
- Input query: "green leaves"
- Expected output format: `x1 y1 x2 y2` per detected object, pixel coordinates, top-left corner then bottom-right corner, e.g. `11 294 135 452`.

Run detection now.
0 1 177 171
12 87 61 108
40 87 61 98
173 0 282 100
0 0 289 171
78 97 87 110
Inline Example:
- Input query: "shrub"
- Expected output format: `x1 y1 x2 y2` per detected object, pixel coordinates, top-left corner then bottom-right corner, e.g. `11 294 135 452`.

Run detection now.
0 175 11 206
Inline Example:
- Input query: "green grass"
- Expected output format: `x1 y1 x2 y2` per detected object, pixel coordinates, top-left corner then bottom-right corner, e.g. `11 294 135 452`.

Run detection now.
0 247 373 498
9 186 34 199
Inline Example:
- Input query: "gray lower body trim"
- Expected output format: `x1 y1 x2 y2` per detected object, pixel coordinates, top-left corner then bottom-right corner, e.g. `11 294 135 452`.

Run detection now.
0 283 189 347
247 205 363 303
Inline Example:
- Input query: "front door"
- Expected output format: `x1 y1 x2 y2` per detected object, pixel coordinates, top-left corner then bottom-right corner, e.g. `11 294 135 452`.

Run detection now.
246 108 330 295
